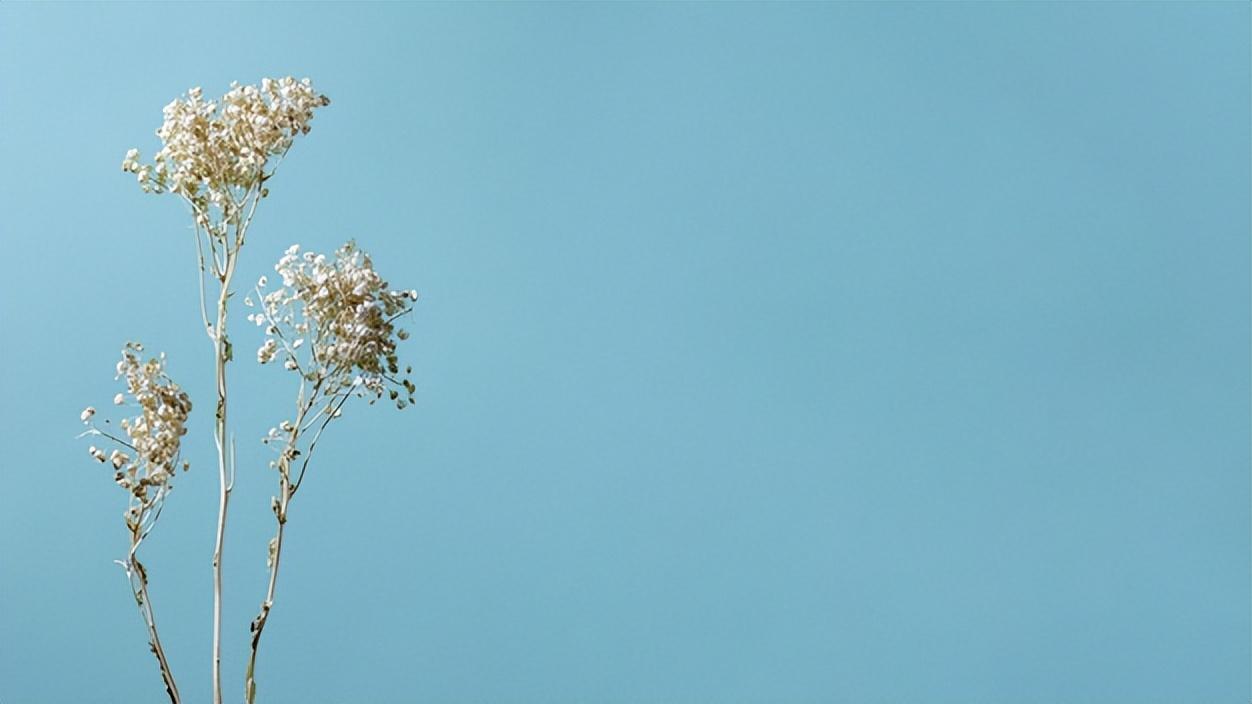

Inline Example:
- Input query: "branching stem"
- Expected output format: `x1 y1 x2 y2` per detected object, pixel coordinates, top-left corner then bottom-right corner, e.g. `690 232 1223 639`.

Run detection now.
210 185 256 704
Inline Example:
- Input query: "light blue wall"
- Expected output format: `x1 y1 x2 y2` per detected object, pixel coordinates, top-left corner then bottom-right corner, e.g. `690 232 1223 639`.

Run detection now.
1 3 1248 702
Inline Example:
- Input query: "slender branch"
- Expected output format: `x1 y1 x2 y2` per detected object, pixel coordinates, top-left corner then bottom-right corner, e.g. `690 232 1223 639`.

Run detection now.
243 475 288 704
210 241 240 704
385 309 416 325
121 496 181 704
192 223 214 338
79 425 137 451
292 390 350 495
244 386 318 704
137 484 171 543
238 184 264 247
127 555 181 704
194 203 226 278
297 394 338 433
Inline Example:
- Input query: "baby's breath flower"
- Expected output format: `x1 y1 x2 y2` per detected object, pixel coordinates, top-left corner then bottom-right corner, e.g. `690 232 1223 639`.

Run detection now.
82 343 193 505
122 77 330 232
257 241 417 409
116 344 192 488
81 406 96 423
257 338 278 364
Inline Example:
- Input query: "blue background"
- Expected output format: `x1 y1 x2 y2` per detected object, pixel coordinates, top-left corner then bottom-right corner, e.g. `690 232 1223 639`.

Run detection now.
1 3 1248 703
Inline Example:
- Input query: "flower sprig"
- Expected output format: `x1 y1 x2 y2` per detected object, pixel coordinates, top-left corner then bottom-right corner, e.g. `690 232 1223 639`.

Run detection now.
242 241 416 703
82 342 192 523
250 241 418 410
80 342 192 704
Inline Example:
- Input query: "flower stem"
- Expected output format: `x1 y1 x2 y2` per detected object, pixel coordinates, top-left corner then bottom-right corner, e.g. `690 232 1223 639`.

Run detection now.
211 248 238 704
129 554 181 704
244 476 286 704
245 395 313 704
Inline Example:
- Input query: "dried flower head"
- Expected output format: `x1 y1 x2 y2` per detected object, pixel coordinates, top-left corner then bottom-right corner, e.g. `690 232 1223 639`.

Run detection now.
81 343 193 511
121 77 330 236
253 241 417 409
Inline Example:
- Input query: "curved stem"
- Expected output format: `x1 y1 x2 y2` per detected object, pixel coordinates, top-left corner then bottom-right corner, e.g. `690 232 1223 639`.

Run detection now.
129 554 182 704
122 493 180 704
245 390 316 704
244 476 287 704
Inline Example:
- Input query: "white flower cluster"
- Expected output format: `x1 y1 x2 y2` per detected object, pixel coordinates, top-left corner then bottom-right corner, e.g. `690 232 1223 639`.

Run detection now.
251 241 417 408
121 77 330 231
82 343 192 504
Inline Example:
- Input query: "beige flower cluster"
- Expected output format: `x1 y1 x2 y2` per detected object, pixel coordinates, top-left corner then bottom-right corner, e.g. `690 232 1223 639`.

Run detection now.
83 343 192 506
121 77 330 233
250 241 417 408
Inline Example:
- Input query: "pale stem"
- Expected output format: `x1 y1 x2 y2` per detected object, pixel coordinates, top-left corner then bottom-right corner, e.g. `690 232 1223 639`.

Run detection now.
129 554 181 704
243 479 286 704
244 390 316 704
210 186 254 704
210 249 235 704
123 496 181 704
192 223 214 338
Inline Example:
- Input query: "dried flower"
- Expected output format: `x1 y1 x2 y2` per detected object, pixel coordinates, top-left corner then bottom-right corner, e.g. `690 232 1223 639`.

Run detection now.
256 241 417 408
83 342 193 504
257 338 278 365
109 449 131 470
121 77 330 234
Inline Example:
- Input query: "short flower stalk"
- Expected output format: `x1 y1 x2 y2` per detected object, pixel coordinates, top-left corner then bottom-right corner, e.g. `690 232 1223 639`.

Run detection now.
81 344 193 704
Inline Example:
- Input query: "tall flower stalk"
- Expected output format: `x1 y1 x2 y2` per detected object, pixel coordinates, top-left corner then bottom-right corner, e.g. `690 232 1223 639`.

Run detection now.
120 78 331 704
244 242 417 702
